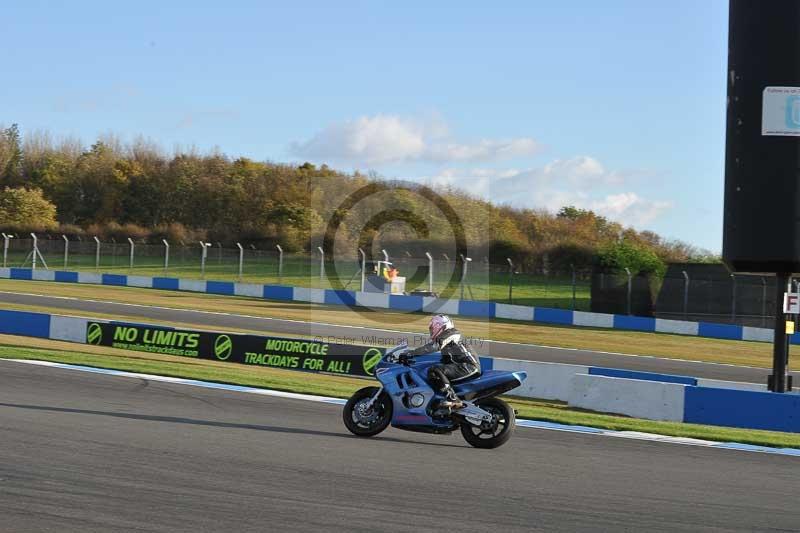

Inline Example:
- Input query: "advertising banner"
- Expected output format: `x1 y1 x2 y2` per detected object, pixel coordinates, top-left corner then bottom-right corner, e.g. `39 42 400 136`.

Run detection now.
85 322 384 377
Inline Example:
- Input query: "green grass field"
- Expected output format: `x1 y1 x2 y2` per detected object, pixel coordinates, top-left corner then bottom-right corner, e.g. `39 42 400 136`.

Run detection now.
2 246 592 309
2 335 799 449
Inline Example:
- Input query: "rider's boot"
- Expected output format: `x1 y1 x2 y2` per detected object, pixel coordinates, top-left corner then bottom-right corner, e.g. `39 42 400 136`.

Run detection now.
437 385 464 410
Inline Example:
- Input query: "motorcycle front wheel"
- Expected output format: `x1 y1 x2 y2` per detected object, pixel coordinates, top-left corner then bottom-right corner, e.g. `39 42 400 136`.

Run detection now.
343 386 393 437
460 397 515 449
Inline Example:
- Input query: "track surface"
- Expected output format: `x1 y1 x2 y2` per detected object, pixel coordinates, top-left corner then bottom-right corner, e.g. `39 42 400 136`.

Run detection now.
1 290 796 384
0 360 798 532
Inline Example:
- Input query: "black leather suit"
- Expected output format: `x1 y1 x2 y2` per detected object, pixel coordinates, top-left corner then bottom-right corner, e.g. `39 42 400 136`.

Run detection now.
407 328 480 394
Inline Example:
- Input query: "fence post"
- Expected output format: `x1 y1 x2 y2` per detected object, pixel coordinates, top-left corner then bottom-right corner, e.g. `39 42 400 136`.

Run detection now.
571 265 577 310
761 276 768 327
624 267 632 315
93 236 101 271
730 273 737 322
682 270 690 320
2 233 10 268
276 244 283 283
359 248 366 292
30 233 38 270
236 243 244 281
162 239 170 274
459 254 471 300
127 238 134 271
200 241 210 278
506 258 514 304
317 246 325 283
62 235 69 269
425 252 433 294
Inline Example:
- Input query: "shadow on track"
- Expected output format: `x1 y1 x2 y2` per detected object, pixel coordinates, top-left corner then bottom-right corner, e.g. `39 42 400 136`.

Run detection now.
0 401 466 448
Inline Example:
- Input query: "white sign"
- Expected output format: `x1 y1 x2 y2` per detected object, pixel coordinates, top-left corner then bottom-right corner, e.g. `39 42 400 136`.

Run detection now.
784 292 800 314
762 87 800 136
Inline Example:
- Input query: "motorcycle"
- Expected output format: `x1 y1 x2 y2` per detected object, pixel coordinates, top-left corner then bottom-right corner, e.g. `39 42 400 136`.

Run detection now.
343 344 527 448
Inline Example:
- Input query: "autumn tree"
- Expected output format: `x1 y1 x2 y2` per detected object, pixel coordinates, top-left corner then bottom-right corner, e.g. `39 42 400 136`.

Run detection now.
0 187 58 229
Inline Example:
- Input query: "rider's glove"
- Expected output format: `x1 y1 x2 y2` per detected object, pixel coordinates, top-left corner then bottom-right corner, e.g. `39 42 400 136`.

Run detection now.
398 352 413 365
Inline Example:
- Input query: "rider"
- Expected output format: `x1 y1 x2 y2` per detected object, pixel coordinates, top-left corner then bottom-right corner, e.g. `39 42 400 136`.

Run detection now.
403 314 480 409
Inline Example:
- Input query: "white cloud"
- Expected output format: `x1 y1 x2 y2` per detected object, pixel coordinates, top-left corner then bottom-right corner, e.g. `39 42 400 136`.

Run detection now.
422 157 672 229
290 114 540 165
590 193 672 226
428 156 624 200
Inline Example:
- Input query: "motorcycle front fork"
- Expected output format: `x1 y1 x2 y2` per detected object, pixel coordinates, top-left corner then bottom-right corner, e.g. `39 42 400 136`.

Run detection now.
364 387 384 410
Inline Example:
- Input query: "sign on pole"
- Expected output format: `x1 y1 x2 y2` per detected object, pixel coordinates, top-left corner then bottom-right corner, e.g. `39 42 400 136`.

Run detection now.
783 292 800 314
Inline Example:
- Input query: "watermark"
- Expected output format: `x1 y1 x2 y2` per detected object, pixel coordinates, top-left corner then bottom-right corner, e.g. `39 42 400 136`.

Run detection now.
311 334 487 351
319 180 472 322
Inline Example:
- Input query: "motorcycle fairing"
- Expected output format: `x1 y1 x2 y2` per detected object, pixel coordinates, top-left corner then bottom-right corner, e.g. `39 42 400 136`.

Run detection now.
452 370 528 401
374 353 526 431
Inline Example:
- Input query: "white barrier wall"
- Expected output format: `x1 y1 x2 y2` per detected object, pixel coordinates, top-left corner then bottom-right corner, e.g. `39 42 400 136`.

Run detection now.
32 270 56 281
568 374 687 422
573 311 614 328
655 318 699 336
49 315 90 343
77 272 103 284
234 283 263 298
493 358 589 401
178 279 206 293
126 276 154 288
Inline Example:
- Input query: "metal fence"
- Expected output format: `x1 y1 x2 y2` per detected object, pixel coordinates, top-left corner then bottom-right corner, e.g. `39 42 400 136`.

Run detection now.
656 270 784 327
0 233 593 311
5 233 788 324
594 266 789 327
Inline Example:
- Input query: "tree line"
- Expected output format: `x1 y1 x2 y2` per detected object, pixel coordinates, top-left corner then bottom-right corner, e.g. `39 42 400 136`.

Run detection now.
0 124 715 274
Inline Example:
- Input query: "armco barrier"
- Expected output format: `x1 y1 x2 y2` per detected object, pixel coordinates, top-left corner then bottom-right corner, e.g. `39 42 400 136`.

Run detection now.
1 307 799 434
684 387 800 433
0 267 789 346
568 374 687 422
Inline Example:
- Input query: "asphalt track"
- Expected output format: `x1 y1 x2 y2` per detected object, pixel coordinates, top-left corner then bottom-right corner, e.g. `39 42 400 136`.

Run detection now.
1 290 797 384
1 359 798 532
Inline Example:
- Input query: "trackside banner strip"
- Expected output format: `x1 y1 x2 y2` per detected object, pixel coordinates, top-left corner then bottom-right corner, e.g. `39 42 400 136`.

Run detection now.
85 321 384 377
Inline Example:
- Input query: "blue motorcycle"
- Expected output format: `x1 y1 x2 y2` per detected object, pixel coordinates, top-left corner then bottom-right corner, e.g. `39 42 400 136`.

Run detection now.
343 344 528 448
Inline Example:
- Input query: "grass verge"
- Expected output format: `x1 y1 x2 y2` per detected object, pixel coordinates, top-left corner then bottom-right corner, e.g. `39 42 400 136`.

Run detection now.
2 335 799 449
0 279 788 369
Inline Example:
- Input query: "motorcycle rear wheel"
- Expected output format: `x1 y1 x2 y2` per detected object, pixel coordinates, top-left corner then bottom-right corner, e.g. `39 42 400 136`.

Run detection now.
460 398 515 449
343 386 393 437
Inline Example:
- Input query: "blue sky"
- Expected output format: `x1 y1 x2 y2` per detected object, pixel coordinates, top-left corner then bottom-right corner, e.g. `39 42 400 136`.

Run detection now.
1 0 728 251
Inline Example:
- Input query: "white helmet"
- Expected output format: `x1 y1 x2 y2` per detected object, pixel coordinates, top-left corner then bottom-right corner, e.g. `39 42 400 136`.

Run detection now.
428 314 454 342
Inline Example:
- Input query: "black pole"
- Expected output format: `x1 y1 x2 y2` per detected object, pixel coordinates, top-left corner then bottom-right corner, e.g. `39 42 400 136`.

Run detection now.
770 273 790 392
